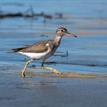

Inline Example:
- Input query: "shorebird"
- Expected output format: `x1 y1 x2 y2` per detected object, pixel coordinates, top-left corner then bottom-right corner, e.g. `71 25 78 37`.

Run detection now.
12 26 77 78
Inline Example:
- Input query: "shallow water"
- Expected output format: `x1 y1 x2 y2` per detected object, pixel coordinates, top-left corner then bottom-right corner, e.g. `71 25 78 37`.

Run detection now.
0 73 107 107
0 0 107 107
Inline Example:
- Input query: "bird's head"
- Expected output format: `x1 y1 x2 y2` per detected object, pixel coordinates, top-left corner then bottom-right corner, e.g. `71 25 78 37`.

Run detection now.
56 26 77 38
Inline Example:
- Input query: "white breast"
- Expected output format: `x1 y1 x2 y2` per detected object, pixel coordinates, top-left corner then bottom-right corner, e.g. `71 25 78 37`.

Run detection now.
18 49 50 59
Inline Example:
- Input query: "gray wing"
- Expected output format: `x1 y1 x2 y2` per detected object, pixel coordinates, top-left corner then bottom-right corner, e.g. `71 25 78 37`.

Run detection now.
12 40 53 53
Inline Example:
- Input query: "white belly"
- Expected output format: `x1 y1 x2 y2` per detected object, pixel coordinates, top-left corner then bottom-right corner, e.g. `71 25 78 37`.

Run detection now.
18 51 49 59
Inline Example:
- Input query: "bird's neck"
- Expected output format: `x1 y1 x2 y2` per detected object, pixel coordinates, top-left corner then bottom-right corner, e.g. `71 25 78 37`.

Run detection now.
53 34 62 46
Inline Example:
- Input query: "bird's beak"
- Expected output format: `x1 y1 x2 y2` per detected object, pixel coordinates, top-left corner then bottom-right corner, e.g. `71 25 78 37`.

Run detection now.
65 31 77 38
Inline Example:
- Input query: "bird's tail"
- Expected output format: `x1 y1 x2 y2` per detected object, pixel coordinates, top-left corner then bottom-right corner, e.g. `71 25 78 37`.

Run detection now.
12 47 24 52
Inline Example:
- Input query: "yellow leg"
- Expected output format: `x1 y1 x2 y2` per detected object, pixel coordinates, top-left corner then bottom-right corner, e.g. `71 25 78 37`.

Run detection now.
21 59 32 78
35 66 62 75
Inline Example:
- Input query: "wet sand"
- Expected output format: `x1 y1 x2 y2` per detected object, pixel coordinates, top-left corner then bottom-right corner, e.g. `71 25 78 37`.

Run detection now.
23 70 107 79
0 71 107 107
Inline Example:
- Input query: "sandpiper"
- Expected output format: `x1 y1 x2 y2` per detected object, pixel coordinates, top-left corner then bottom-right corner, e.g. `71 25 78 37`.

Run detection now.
12 26 77 77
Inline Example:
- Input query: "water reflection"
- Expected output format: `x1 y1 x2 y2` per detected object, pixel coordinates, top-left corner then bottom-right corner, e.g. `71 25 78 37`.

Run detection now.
17 77 60 90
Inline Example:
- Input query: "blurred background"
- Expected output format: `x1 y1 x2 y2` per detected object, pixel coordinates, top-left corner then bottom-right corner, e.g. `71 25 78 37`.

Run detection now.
0 1 107 107
0 0 107 74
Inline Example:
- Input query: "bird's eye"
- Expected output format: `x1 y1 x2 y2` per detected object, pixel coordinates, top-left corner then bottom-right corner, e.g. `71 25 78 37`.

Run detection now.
61 30 64 32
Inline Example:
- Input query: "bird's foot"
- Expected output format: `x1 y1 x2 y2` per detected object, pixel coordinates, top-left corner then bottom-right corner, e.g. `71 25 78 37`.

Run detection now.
52 70 62 75
40 66 62 75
